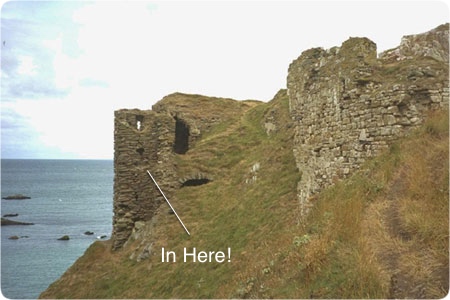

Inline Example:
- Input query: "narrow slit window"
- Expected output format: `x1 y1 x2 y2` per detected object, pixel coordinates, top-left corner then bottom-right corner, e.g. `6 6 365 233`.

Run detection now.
136 115 144 131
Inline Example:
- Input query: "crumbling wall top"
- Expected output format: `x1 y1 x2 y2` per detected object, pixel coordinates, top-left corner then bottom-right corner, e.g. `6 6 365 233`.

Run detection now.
287 23 449 216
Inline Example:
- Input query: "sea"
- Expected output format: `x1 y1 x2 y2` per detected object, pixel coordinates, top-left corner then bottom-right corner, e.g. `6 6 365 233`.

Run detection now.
0 159 113 299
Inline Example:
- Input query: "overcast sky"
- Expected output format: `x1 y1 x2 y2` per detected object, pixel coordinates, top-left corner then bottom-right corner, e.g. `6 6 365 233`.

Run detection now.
1 1 448 159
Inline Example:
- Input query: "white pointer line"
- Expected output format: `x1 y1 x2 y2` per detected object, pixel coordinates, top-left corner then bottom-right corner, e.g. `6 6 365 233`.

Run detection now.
146 170 191 236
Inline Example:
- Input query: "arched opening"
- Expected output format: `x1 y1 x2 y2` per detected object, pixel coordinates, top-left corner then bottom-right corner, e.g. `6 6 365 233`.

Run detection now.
173 117 189 154
181 178 210 187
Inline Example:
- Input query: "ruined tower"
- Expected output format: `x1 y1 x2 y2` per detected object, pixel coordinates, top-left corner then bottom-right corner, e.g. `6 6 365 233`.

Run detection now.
111 109 178 250
111 93 239 250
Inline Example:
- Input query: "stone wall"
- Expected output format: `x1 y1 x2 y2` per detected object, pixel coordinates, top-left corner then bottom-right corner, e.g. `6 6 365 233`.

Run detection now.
287 24 449 216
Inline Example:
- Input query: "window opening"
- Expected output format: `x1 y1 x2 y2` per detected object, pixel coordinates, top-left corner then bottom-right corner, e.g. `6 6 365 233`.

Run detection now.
136 115 144 131
136 147 144 155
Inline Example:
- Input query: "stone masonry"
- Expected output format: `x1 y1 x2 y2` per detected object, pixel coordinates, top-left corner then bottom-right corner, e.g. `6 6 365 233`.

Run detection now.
287 24 449 216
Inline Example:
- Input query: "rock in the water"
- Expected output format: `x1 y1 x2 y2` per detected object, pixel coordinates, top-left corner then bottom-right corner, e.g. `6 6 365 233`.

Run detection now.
57 235 70 241
2 194 31 200
8 235 20 240
3 213 19 218
1 218 34 226
84 231 94 235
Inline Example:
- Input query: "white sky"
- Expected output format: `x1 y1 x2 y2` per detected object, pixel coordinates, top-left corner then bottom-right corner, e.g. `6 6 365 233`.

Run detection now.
1 0 448 159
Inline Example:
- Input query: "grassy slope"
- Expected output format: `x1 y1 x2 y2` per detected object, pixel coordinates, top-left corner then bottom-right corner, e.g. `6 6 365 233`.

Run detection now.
283 109 449 299
40 92 448 299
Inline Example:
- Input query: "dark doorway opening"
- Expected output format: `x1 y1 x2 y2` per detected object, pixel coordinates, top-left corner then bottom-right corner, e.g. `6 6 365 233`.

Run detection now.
181 178 210 187
173 117 189 154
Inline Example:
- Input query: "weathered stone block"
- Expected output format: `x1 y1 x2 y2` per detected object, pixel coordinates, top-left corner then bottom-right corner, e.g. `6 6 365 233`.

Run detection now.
383 114 397 126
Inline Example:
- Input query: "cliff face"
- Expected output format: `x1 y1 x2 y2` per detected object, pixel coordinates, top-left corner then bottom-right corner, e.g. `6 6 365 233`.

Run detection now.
287 23 449 216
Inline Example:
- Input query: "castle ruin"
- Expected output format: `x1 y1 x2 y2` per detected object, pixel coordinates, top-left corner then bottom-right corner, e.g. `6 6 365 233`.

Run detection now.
111 24 449 250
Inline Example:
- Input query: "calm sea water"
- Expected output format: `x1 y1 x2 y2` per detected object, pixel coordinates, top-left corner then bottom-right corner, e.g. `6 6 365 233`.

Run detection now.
1 159 113 299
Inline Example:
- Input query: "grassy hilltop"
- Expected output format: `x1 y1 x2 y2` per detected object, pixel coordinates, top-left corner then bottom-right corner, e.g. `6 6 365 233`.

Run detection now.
40 90 448 299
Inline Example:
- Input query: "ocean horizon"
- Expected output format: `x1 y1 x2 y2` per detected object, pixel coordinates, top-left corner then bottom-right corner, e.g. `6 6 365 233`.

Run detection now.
1 159 113 299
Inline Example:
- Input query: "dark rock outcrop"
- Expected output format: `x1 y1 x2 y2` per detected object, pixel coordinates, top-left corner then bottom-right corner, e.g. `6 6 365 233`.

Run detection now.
2 194 31 200
3 213 19 218
1 218 34 226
